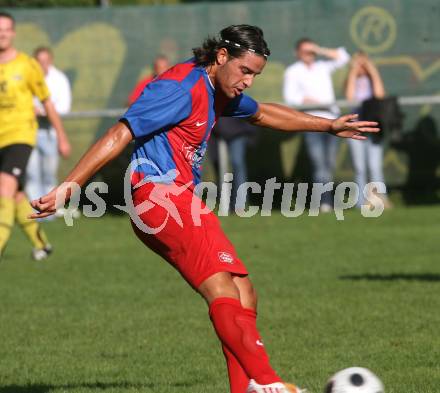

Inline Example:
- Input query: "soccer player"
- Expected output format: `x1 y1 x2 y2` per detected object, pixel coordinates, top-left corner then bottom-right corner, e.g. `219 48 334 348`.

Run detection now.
0 12 71 261
31 25 379 392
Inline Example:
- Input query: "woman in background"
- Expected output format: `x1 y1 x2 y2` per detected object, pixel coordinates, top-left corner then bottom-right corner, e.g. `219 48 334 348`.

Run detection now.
345 52 392 209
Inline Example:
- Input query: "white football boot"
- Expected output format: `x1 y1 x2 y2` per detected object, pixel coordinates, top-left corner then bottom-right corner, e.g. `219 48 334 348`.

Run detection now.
31 244 53 261
247 379 308 393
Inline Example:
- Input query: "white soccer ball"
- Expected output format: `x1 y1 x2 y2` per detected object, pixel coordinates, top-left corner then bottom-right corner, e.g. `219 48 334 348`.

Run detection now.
325 367 384 393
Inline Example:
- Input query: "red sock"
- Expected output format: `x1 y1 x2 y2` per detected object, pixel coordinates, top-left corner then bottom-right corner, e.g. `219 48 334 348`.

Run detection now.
209 297 282 386
222 344 249 393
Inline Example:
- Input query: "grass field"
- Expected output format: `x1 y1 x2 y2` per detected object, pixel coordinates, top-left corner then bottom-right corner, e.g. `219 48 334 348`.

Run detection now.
1 206 439 393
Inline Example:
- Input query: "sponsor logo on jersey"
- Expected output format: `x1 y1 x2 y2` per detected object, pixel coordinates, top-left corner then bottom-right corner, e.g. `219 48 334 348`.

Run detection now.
218 251 234 264
181 140 207 170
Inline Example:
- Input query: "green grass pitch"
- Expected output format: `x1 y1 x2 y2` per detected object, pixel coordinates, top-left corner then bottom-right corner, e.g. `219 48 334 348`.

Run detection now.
1 206 439 393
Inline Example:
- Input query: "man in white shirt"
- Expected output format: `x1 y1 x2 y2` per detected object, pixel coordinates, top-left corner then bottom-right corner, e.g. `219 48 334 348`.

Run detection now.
26 46 72 205
283 38 350 211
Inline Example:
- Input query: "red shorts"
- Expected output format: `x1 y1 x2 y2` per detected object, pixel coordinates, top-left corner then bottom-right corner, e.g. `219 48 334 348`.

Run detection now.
131 182 248 289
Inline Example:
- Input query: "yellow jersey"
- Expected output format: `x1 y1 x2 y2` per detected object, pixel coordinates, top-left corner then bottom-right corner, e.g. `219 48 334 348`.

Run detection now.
0 52 50 148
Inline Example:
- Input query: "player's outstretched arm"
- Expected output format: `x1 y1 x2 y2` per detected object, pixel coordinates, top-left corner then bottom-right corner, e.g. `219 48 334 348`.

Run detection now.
250 103 380 140
29 121 133 219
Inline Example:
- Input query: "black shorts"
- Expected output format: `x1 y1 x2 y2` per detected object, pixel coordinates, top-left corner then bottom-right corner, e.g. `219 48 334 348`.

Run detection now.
0 144 33 190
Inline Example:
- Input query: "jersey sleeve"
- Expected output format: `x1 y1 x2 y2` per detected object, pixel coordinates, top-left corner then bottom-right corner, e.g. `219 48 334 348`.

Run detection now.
222 94 259 118
127 77 152 105
121 79 192 138
28 58 50 102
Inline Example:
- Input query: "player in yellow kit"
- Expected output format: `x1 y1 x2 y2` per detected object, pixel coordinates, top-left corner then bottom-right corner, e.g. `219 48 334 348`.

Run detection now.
0 11 71 261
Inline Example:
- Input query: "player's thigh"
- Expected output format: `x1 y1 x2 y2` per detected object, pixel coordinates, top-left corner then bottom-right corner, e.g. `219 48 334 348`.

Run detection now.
132 183 249 290
0 172 18 197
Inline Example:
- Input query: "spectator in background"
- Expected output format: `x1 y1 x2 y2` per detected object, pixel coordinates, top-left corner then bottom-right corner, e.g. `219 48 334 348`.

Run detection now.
345 52 391 209
209 117 258 212
127 55 170 105
283 38 350 212
26 46 72 206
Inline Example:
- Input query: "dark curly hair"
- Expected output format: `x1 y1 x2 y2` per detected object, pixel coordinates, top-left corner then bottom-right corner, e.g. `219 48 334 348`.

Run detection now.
192 25 270 67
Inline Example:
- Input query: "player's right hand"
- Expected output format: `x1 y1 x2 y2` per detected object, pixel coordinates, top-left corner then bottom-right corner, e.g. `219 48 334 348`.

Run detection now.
29 189 58 219
29 184 72 219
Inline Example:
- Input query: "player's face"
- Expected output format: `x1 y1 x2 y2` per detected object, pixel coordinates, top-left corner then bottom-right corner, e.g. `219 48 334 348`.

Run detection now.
0 17 15 51
215 50 266 99
36 51 53 75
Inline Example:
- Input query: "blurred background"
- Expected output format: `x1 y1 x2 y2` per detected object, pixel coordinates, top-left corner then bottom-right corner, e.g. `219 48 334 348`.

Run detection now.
6 0 440 207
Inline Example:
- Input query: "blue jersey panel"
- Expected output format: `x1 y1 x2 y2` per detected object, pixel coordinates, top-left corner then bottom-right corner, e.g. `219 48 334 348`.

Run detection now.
131 132 177 184
121 79 192 138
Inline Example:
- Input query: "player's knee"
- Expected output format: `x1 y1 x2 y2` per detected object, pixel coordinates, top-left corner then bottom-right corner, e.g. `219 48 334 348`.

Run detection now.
15 191 26 203
244 289 258 310
198 272 240 304
238 278 258 310
248 285 258 310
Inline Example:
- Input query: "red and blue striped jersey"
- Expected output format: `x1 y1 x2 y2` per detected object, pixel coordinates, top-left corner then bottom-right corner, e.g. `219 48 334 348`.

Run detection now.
121 60 258 189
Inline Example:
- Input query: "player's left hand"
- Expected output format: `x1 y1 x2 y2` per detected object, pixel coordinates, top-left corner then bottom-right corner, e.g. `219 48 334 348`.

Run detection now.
330 114 380 140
